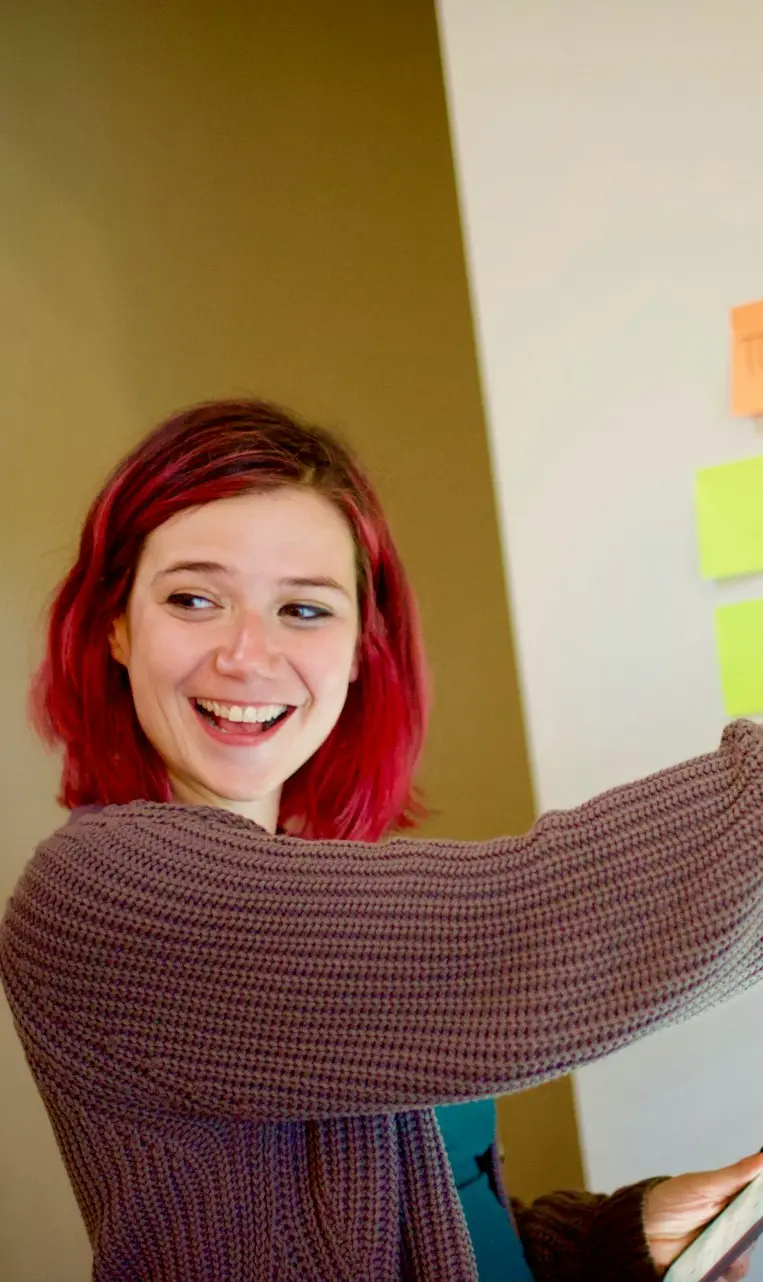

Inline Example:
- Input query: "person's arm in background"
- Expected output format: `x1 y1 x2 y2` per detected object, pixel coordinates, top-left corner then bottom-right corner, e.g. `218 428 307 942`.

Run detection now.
510 1153 762 1282
511 1181 661 1282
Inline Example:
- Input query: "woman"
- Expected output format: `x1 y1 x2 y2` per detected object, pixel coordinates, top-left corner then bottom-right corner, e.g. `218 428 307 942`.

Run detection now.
1 398 762 1281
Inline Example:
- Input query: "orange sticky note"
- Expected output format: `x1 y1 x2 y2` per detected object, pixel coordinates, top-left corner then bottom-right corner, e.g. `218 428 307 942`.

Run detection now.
731 301 763 417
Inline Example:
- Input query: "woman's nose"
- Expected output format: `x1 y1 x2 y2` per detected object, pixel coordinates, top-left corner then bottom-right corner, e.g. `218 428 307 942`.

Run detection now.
213 613 281 677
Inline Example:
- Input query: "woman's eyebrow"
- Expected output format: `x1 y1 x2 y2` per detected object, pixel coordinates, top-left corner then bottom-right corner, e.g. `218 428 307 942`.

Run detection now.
280 576 352 599
152 561 230 584
152 565 352 599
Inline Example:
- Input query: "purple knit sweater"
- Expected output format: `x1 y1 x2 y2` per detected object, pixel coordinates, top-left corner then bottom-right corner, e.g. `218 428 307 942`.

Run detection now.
2 720 763 1280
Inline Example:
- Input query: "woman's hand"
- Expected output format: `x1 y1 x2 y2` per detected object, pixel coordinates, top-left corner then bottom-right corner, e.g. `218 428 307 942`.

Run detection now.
643 1151 763 1279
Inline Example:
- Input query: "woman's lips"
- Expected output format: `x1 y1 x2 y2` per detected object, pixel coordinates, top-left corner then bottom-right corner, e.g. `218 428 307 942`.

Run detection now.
190 699 295 746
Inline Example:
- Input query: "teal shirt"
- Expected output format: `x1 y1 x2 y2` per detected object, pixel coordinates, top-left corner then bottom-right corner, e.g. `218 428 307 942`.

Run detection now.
436 1100 535 1282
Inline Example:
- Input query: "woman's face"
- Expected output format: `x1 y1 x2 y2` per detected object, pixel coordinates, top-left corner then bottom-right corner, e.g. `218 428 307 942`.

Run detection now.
109 488 360 831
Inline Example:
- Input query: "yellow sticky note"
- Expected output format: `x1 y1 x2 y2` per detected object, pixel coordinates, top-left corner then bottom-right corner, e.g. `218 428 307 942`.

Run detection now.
731 301 763 417
695 455 763 579
715 598 763 716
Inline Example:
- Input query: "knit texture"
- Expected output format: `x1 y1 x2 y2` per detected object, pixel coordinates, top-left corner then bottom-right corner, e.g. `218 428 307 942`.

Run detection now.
2 720 763 1279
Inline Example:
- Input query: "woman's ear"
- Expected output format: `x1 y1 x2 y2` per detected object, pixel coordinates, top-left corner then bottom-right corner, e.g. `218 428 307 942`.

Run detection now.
350 644 360 683
108 616 131 668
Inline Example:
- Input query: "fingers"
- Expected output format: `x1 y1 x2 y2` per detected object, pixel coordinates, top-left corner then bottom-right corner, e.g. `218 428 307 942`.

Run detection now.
701 1153 763 1202
722 1247 751 1280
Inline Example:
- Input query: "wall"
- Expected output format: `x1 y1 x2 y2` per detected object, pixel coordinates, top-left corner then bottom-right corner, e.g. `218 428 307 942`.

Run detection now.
437 0 763 1227
0 1 549 1277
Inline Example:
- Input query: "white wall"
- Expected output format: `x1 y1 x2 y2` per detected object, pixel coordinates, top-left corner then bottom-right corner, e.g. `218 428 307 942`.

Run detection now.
436 0 763 1218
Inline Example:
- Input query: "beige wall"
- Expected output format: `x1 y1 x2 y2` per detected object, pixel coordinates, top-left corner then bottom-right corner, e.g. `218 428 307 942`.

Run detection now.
436 0 763 1214
1 2 579 1276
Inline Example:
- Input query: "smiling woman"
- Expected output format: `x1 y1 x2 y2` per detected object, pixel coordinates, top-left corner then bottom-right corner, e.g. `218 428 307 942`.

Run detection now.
4 398 763 1282
29 399 427 842
107 488 361 832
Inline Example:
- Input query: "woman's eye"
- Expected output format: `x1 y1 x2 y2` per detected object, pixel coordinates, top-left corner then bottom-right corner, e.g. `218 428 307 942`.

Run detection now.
280 603 333 622
167 592 216 612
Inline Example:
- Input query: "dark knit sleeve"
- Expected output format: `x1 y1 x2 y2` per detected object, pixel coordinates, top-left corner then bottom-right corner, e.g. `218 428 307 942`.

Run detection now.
2 720 763 1121
511 1180 665 1282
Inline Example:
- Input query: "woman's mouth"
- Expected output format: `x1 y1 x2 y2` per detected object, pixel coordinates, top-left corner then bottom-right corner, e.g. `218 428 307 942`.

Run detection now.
191 698 294 743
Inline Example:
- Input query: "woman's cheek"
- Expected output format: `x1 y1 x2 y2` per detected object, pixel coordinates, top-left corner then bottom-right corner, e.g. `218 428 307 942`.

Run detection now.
306 633 356 692
150 616 209 679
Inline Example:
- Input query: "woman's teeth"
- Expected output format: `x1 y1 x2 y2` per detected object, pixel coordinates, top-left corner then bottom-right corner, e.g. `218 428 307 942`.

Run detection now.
194 698 288 725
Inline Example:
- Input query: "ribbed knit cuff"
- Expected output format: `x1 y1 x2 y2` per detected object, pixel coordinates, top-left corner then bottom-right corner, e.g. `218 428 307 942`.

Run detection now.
587 1177 666 1282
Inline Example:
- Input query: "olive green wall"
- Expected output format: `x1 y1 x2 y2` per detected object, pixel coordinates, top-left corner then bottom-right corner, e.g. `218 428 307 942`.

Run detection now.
0 2 580 1276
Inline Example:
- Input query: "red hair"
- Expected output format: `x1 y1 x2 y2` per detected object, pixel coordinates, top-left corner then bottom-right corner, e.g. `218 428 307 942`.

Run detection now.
31 400 430 841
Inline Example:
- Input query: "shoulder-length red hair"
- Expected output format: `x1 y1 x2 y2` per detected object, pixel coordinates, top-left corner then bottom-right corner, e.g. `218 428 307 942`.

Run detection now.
31 399 429 841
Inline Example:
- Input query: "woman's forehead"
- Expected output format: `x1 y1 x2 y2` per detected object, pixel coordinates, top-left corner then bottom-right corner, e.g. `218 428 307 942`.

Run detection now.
139 490 357 581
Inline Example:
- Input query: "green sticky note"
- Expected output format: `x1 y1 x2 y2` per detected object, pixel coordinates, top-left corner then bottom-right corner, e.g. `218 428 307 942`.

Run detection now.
714 598 763 716
695 455 763 579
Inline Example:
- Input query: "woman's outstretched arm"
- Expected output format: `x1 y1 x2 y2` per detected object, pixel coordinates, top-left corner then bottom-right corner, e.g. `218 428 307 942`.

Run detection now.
2 721 762 1120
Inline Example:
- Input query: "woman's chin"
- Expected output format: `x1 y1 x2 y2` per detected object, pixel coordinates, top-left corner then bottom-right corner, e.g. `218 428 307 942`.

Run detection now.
170 769 283 811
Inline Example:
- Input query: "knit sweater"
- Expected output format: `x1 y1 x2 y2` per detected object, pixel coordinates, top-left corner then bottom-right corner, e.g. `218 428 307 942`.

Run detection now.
2 720 763 1281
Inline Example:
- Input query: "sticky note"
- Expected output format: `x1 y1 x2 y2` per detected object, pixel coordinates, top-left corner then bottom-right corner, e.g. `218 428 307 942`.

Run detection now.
714 598 763 716
731 301 763 417
695 455 763 579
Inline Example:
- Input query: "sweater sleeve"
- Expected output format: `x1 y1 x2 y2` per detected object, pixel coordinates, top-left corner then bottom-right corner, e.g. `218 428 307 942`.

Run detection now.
2 720 763 1121
511 1181 666 1282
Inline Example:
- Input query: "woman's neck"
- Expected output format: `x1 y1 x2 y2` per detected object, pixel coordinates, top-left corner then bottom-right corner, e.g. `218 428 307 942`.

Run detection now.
168 775 281 834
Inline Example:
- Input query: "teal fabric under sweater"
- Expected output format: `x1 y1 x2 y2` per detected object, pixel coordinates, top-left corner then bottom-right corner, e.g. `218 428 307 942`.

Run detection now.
436 1100 535 1282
